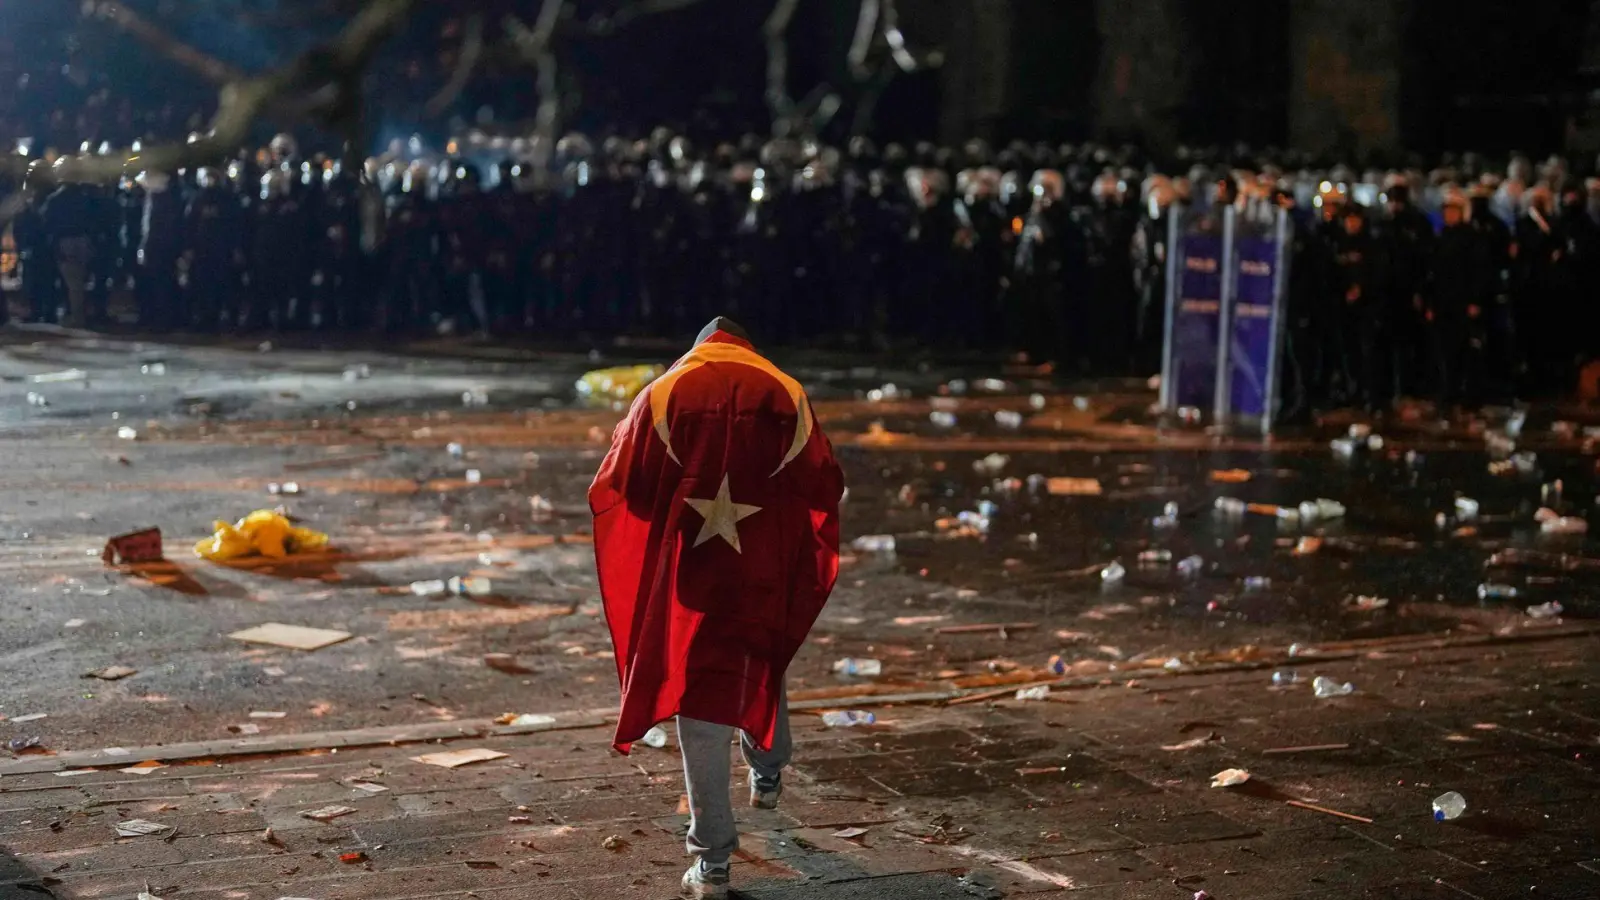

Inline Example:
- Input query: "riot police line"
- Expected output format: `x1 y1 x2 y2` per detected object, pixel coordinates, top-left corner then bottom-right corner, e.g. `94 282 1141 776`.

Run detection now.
3 133 1596 410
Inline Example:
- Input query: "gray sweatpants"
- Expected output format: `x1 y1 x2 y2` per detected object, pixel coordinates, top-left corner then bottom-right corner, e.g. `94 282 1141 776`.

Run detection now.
676 690 792 867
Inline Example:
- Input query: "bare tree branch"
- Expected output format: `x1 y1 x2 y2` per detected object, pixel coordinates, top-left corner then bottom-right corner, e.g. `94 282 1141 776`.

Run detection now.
506 0 568 163
878 0 920 73
847 0 880 80
424 13 486 116
81 0 245 84
7 0 418 189
763 0 802 134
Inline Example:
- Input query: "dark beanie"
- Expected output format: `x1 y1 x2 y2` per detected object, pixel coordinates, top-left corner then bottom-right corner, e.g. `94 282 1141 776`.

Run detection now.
695 316 751 346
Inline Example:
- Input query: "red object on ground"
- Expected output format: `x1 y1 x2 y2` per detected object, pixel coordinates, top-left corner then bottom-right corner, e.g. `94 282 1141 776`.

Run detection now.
589 330 843 754
102 527 164 565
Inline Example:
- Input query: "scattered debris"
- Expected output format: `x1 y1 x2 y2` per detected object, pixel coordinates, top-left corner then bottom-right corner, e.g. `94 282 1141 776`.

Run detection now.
1209 768 1251 788
1432 791 1467 821
832 827 870 840
102 527 164 565
10 714 47 724
249 711 287 719
195 509 329 562
1262 743 1351 755
84 665 137 681
832 657 882 676
412 748 509 769
227 723 263 736
115 819 170 838
1526 601 1564 619
851 534 897 553
935 622 1036 635
1286 799 1372 824
347 781 389 795
33 369 88 383
602 834 630 851
485 653 535 675
1210 469 1252 484
266 481 301 496
820 710 876 727
228 624 353 652
1312 676 1355 699
301 806 357 822
641 726 670 749
1162 734 1221 751
494 713 556 728
1348 595 1390 612
340 851 368 864
121 761 166 775
1014 686 1051 701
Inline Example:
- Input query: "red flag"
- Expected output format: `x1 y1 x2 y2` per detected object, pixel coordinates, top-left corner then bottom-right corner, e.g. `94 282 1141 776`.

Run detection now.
589 331 842 754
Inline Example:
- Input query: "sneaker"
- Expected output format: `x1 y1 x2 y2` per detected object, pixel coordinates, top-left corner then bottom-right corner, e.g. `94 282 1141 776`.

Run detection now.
680 859 730 899
749 773 782 810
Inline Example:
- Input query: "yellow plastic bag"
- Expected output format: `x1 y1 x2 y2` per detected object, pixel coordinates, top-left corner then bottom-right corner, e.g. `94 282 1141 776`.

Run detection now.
575 364 666 406
194 509 330 562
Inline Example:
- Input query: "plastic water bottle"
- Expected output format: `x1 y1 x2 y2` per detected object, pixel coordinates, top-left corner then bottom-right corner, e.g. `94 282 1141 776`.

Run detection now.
994 410 1024 429
1014 685 1051 701
1432 791 1466 821
1270 670 1301 686
821 710 876 728
929 410 957 428
1242 576 1272 592
1177 555 1204 577
1505 409 1527 437
1312 676 1354 699
1214 497 1246 516
448 575 492 597
1477 583 1519 601
977 499 998 518
1101 561 1126 584
852 535 896 553
640 726 669 749
1047 655 1068 676
1316 498 1346 519
410 579 448 597
1526 601 1564 619
832 658 882 677
1137 549 1171 566
1454 497 1480 519
447 442 465 459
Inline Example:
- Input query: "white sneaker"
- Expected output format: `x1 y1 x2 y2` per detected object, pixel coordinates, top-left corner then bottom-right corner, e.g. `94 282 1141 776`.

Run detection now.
749 773 782 810
680 859 730 899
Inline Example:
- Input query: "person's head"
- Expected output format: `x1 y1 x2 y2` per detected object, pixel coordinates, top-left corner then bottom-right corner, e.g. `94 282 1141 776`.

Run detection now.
1342 208 1365 235
1442 190 1467 226
695 316 750 347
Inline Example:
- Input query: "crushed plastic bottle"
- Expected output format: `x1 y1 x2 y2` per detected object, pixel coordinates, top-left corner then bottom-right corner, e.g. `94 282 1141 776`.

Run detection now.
1214 497 1246 517
945 378 969 395
1242 576 1272 592
640 726 669 749
929 410 957 428
25 392 46 407
1511 451 1538 474
1431 791 1467 821
141 362 167 376
1312 676 1354 699
1505 409 1527 437
446 442 464 459
267 481 301 496
976 499 998 519
1477 583 1519 601
820 710 876 728
1137 549 1172 566
116 426 138 440
1014 685 1052 701
1367 434 1386 451
1100 561 1126 584
464 469 483 485
1152 501 1180 528
994 410 1024 429
832 658 883 677
1028 393 1047 410
462 387 490 407
342 364 370 381
1316 498 1346 519
1329 437 1357 457
1176 555 1204 577
851 534 897 553
448 575 492 597
1047 655 1068 676
410 579 448 597
1526 601 1564 619
1270 670 1301 686
1454 497 1480 519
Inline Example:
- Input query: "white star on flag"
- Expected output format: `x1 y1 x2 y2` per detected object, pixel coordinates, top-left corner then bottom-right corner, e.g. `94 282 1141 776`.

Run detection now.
684 475 762 552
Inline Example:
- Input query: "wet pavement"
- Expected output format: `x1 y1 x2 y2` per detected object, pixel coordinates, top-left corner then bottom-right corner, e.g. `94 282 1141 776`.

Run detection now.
0 327 1594 897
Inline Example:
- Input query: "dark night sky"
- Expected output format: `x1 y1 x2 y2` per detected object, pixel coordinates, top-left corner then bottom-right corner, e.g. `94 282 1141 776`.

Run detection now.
2 0 1599 155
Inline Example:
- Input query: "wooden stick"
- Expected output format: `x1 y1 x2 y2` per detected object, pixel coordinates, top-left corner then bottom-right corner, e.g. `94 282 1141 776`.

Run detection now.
1286 799 1373 824
1263 743 1352 755
935 622 1037 635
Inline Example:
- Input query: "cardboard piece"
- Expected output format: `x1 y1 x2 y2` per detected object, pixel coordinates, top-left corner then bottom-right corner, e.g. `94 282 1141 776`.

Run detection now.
228 623 353 652
412 747 508 769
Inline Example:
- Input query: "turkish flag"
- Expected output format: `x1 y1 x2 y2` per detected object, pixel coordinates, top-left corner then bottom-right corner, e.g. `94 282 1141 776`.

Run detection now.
589 330 843 754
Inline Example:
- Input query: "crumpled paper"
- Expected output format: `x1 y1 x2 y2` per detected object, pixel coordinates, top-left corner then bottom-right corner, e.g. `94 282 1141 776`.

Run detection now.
194 510 329 562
